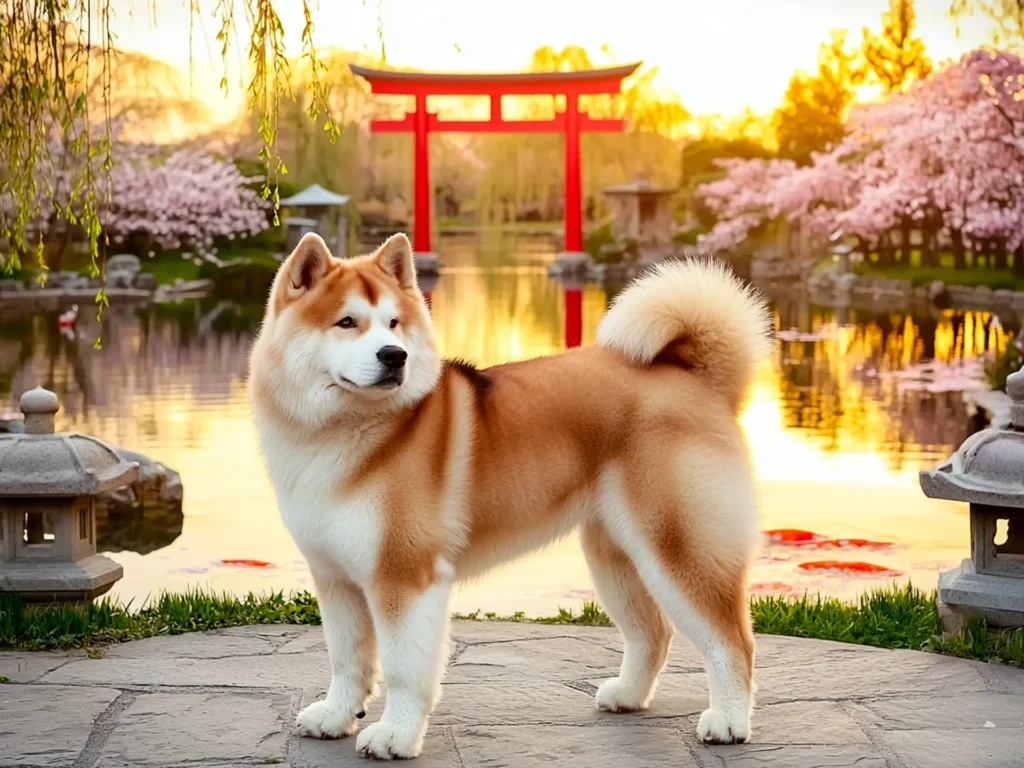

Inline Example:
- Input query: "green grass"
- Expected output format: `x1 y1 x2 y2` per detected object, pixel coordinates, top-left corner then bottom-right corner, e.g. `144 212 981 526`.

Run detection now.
454 600 613 627
139 256 204 285
854 252 1024 291
0 264 30 282
751 585 942 649
1 228 286 287
0 590 321 650
143 243 283 285
2 585 1022 666
1 248 272 287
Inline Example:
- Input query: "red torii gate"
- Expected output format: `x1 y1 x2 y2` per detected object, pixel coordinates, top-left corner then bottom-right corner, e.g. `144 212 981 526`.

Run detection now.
351 63 639 348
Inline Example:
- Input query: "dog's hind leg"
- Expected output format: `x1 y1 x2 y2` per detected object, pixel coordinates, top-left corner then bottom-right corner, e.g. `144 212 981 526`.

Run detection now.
580 519 673 712
644 557 755 745
296 574 378 739
599 452 757 745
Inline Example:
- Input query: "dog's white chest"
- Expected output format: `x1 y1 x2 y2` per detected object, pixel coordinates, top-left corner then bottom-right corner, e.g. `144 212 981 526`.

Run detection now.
260 428 382 584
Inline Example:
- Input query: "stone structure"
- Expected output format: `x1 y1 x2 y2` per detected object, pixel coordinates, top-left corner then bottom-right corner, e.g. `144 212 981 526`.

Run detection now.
280 184 351 260
0 387 138 601
602 177 677 264
106 254 143 290
0 256 179 307
553 250 594 278
828 230 857 273
284 216 320 252
920 370 1024 631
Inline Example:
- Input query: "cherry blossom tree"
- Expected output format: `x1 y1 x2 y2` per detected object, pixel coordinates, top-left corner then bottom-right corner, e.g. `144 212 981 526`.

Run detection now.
695 158 795 252
3 128 269 269
698 48 1024 275
105 149 270 260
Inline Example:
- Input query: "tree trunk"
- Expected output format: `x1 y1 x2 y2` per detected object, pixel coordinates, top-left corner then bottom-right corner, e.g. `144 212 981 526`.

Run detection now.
952 229 966 270
922 228 938 267
994 242 1009 271
42 216 72 273
879 232 894 266
1014 244 1024 278
901 220 912 264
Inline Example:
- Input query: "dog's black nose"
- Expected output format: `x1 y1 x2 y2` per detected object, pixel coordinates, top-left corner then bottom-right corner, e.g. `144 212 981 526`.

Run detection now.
377 345 407 370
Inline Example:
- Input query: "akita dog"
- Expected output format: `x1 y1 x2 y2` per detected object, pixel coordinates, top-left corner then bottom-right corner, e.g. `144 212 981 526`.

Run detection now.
249 232 771 760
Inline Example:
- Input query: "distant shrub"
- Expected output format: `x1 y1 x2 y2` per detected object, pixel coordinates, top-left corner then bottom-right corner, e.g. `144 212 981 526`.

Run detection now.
583 221 616 261
672 226 708 246
986 331 1024 392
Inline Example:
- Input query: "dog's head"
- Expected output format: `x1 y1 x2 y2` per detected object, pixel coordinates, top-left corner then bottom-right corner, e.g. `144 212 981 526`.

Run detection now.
252 233 440 426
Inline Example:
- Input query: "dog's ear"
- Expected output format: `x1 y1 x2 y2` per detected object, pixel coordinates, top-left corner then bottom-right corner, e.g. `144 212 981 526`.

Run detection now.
282 233 331 297
374 233 416 290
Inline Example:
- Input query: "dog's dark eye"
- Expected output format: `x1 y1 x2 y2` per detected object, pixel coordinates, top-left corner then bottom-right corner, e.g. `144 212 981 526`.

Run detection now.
389 318 399 329
336 316 356 329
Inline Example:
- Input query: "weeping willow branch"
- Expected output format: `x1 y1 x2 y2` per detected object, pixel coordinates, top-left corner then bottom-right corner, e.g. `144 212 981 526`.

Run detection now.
301 0 339 142
0 0 354 334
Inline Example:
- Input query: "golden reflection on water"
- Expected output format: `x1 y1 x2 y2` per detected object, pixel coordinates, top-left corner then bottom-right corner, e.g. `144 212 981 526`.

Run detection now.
0 253 1009 612
429 266 607 365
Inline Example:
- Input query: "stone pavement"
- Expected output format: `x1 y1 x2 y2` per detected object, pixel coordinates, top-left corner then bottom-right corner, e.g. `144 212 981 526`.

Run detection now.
2 622 1024 768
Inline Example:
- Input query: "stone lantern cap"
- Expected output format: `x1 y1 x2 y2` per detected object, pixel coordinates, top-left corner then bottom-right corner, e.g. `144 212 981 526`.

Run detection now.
920 370 1024 508
0 387 139 497
601 178 678 196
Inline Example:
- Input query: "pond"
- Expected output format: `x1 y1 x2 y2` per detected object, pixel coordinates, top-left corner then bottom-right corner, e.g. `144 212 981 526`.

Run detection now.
0 240 1007 615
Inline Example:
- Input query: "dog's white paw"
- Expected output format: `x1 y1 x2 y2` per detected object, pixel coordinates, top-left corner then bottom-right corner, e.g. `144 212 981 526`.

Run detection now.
595 677 651 713
355 719 423 760
296 700 361 739
696 707 749 744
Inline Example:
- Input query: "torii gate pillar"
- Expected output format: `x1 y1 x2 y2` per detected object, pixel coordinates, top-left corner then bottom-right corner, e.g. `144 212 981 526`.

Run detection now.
412 93 432 255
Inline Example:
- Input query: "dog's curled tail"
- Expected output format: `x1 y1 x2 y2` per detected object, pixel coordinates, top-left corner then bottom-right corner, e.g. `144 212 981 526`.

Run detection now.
596 258 773 412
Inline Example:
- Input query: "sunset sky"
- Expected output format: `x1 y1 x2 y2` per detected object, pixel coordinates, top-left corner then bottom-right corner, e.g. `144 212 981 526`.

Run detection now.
110 0 994 119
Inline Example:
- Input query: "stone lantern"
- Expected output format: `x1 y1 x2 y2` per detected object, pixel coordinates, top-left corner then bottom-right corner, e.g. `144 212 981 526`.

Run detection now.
0 387 138 601
279 183 351 259
920 370 1024 631
602 176 678 265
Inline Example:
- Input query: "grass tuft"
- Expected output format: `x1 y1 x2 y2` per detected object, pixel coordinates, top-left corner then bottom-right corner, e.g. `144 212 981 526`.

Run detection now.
750 583 942 650
928 618 1024 665
1 585 1022 667
534 600 614 627
0 590 320 651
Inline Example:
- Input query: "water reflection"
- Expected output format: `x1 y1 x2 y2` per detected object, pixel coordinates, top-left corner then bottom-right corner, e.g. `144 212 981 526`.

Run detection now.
0 246 1011 612
769 305 1010 468
97 502 184 555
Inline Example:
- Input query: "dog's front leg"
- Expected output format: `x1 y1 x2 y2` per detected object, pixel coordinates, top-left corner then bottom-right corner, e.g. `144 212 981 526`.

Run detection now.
296 575 378 739
356 569 452 760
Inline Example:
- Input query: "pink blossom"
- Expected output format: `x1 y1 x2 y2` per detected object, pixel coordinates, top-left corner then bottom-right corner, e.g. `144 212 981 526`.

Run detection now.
697 48 1024 254
2 124 270 261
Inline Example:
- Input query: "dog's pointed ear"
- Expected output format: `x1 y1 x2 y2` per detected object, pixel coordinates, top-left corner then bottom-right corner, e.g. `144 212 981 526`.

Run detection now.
374 233 416 290
282 233 331 297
